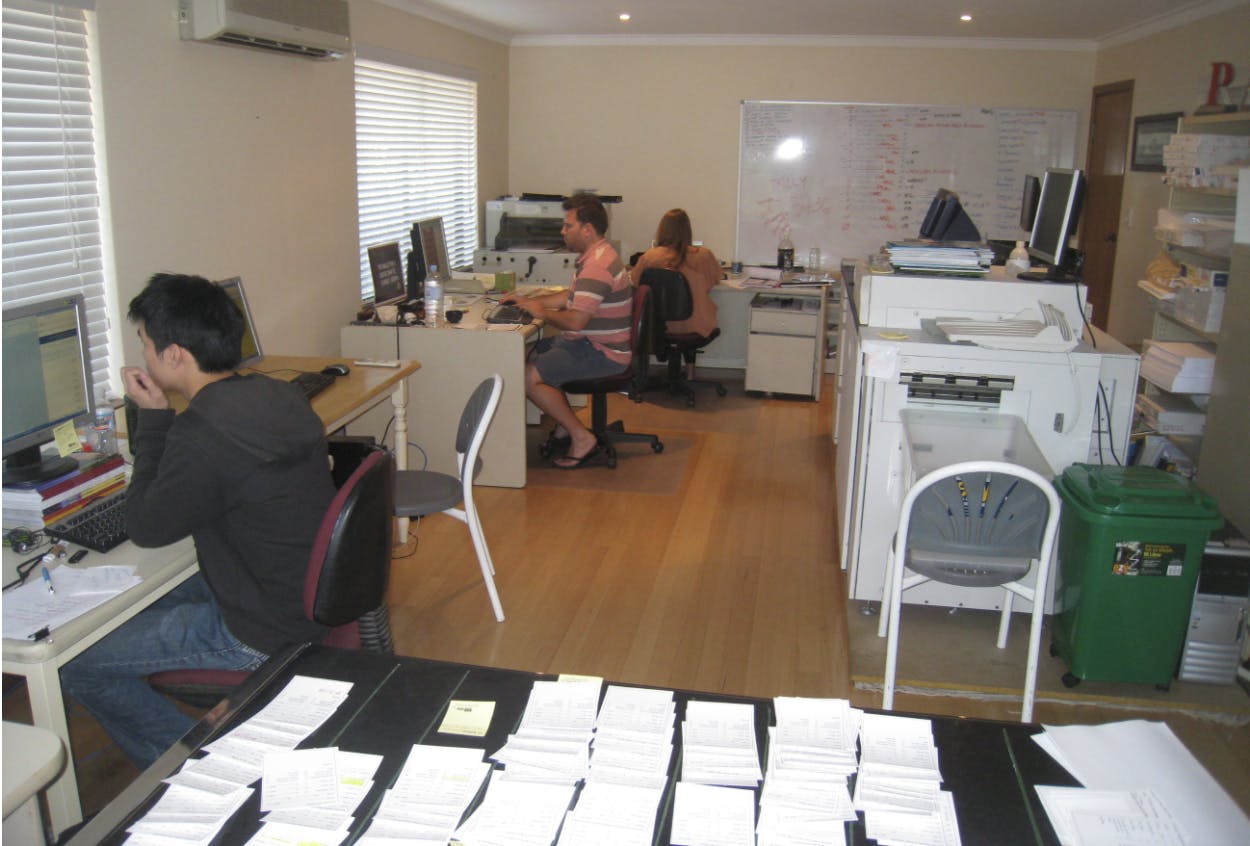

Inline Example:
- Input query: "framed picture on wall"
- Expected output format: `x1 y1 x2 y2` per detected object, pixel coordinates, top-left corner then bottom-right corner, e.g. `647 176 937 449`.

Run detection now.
1131 112 1183 172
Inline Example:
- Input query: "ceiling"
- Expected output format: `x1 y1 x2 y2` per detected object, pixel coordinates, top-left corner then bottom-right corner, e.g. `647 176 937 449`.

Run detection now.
384 0 1246 46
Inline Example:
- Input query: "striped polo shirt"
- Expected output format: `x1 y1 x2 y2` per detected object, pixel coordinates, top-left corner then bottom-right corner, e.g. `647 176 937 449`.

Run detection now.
564 238 633 366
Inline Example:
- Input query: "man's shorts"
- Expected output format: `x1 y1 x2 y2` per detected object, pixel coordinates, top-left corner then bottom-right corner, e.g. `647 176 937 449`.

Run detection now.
530 336 627 387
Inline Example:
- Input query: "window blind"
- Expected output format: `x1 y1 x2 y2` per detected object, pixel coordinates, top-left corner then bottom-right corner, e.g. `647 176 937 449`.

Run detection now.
354 56 478 301
2 0 112 396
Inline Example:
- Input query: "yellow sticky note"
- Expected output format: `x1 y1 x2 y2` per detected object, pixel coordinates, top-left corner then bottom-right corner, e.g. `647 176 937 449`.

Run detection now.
53 421 83 457
438 700 495 737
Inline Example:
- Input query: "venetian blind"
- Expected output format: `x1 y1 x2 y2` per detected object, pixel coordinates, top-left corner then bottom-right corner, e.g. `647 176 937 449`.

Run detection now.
2 0 112 395
354 53 478 301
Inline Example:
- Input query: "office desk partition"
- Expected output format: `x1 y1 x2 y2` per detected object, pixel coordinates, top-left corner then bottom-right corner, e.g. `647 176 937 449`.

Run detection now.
2 354 418 837
341 301 542 488
71 644 1080 846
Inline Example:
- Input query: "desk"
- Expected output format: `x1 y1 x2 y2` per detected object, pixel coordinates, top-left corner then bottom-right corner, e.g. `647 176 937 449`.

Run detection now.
341 298 542 488
2 354 418 836
71 644 1079 845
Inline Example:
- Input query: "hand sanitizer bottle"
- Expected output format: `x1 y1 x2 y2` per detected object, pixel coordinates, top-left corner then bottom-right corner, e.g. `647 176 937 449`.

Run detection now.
1006 241 1031 276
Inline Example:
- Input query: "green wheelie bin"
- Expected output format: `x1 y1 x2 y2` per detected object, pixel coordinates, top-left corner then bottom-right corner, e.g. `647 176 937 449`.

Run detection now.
1052 464 1223 688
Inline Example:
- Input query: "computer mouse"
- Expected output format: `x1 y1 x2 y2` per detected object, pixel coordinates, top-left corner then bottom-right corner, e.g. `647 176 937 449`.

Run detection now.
321 364 350 377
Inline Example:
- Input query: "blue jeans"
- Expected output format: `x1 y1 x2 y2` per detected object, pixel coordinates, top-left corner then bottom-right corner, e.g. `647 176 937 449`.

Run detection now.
60 572 266 769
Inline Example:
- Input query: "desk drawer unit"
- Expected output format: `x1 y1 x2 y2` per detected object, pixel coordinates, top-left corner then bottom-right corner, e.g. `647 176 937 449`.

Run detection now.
746 294 822 397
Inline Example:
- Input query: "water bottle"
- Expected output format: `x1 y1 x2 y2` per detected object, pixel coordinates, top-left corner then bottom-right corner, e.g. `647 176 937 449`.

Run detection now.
807 247 822 274
91 405 117 455
1006 240 1031 276
425 264 443 325
777 230 795 270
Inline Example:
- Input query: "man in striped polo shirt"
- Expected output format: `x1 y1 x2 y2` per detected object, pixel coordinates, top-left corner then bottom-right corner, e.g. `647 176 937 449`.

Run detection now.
504 193 632 468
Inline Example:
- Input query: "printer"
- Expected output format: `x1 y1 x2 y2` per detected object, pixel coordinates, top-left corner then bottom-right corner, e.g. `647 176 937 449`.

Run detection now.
835 263 1140 612
475 195 622 285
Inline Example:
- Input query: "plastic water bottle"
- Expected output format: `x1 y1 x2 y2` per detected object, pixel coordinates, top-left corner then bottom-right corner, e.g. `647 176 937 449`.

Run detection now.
777 230 795 270
1006 240 1031 276
425 265 442 325
91 405 117 455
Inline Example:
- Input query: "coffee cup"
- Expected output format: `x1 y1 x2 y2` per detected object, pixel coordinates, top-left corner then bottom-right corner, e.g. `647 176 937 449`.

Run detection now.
376 304 399 324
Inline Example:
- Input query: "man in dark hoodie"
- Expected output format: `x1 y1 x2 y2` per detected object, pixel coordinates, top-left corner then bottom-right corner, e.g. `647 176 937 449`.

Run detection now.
60 273 335 769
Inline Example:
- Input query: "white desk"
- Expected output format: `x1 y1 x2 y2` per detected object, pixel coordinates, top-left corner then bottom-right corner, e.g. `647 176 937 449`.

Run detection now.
341 297 542 489
2 538 198 835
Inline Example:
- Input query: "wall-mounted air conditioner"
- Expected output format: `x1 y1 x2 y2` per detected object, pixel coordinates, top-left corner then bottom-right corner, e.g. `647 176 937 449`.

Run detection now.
179 0 352 60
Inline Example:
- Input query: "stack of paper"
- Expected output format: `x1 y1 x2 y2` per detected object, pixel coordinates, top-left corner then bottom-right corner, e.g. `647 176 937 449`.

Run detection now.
1163 133 1250 190
452 772 576 846
558 781 667 846
885 240 994 275
854 713 960 846
1140 341 1216 393
490 679 601 783
2 452 126 530
587 684 675 788
132 676 354 843
679 700 763 787
357 744 490 843
250 747 383 845
1035 786 1188 846
757 697 862 846
2 564 141 640
671 781 757 846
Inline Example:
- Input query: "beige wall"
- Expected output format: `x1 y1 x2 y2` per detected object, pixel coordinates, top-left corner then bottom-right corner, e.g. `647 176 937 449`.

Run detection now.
508 44 1095 262
94 0 508 379
1095 7 1250 346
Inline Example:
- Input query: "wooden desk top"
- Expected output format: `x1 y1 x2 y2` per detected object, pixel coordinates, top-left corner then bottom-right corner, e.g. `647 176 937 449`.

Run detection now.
243 354 420 434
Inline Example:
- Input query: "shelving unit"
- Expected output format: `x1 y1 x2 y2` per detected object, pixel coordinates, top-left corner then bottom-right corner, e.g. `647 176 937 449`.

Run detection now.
1135 112 1249 478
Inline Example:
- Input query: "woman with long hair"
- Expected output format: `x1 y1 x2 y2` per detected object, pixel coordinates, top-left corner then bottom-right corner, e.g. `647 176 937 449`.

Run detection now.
630 208 721 337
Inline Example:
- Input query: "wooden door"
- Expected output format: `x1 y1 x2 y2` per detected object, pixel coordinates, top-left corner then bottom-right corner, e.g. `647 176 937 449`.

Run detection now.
1080 81 1134 329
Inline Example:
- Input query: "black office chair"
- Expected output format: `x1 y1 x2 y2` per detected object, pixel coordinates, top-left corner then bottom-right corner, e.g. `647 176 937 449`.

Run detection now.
540 284 663 468
638 268 727 407
147 441 395 707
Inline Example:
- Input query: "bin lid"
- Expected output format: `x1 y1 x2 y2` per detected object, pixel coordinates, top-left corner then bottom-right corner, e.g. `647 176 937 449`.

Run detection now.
1058 464 1222 521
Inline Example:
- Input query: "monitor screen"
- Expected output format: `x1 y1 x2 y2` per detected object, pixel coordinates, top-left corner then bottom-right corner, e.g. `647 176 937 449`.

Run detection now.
215 277 263 367
1028 168 1084 269
1019 174 1041 233
367 241 407 307
414 217 453 285
2 294 95 484
917 188 982 242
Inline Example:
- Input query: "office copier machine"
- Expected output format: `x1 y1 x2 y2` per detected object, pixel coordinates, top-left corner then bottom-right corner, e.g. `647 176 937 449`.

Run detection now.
835 264 1140 612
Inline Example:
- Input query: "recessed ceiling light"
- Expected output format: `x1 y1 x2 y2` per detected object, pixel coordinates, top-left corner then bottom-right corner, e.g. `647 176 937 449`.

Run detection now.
960 14 973 22
619 13 631 22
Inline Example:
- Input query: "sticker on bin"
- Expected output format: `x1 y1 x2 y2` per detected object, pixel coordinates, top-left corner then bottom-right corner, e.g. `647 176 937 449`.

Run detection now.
1112 542 1186 577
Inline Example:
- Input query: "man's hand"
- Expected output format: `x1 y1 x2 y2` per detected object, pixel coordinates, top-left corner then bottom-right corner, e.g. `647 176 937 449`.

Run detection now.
122 367 169 410
516 299 546 317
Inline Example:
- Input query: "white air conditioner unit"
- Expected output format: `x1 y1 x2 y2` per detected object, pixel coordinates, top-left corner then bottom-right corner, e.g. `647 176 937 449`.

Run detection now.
179 0 351 60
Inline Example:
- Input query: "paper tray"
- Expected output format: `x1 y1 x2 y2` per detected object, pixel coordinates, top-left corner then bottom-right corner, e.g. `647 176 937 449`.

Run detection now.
901 409 1054 481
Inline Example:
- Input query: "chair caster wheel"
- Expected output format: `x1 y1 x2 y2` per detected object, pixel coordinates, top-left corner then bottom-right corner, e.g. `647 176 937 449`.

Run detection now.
652 442 664 454
1061 672 1080 688
1049 642 1059 658
716 385 728 397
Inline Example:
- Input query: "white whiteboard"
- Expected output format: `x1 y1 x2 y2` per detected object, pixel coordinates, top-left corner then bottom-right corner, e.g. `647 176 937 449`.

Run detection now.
736 101 1078 266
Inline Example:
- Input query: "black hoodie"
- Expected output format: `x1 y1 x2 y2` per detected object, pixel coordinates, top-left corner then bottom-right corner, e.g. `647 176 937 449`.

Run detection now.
127 373 335 655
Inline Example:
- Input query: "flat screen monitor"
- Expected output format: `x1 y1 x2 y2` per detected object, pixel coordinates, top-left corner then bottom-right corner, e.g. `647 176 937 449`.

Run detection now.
1027 168 1085 275
367 241 407 307
2 294 95 484
917 188 982 242
413 216 453 286
1019 174 1041 232
215 277 263 367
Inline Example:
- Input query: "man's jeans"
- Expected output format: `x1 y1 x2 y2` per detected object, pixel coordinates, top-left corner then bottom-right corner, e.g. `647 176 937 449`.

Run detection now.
60 573 266 769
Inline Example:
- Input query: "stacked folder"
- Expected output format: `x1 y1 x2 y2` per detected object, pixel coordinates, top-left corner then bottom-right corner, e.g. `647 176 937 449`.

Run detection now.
1163 133 1250 190
2 452 126 530
1140 341 1216 394
885 240 994 275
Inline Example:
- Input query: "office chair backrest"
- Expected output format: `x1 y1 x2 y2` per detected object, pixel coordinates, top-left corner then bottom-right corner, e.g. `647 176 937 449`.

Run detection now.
455 374 503 480
639 267 693 322
629 283 654 395
305 445 394 628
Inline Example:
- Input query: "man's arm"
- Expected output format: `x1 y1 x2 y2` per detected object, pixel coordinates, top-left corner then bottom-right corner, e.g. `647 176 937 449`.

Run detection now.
126 408 224 548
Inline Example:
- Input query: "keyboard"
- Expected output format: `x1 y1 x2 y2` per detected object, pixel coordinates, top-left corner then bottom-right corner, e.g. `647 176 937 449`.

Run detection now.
485 303 532 325
47 491 129 553
290 370 336 400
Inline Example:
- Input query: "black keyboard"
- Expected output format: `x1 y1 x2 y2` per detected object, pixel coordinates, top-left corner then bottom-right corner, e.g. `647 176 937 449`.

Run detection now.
290 370 336 400
485 303 532 325
47 491 129 553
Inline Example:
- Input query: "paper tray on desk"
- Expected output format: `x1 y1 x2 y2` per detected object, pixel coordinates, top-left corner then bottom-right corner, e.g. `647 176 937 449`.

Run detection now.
900 409 1054 481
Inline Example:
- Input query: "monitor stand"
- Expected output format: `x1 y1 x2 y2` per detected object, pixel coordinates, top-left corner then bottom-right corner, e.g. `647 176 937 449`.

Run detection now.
3 445 78 486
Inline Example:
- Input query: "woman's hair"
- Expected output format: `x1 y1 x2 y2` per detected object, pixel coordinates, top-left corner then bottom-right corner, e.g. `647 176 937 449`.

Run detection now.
654 208 693 266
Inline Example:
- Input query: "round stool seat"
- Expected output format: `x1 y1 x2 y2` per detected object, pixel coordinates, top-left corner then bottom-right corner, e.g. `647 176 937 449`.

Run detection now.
394 469 462 518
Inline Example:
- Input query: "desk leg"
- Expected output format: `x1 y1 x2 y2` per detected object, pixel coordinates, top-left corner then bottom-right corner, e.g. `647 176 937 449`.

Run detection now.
391 378 410 541
23 661 83 836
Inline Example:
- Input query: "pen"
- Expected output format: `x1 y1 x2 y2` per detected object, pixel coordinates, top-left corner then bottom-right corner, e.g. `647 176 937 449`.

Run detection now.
955 476 970 518
979 474 990 518
42 565 55 595
992 479 1020 520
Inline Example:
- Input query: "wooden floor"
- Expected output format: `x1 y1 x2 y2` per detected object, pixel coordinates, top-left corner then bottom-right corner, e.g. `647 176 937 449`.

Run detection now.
6 370 1249 829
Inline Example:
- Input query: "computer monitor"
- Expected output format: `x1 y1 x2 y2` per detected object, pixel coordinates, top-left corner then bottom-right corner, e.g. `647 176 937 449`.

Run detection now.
917 188 982 242
1019 174 1041 232
367 241 407 307
2 294 96 484
413 216 453 286
215 277 263 367
1026 168 1085 279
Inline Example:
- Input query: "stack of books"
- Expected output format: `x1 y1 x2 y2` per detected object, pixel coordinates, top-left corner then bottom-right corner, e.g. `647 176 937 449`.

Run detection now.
2 453 126 530
1140 341 1216 394
885 240 994 275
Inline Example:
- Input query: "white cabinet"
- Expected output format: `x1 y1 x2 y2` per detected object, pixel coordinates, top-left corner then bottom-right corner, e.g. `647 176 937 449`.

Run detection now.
744 290 827 398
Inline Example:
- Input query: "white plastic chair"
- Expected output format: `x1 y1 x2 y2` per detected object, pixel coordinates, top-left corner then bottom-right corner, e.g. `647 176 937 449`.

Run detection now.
394 374 505 621
878 460 1061 722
